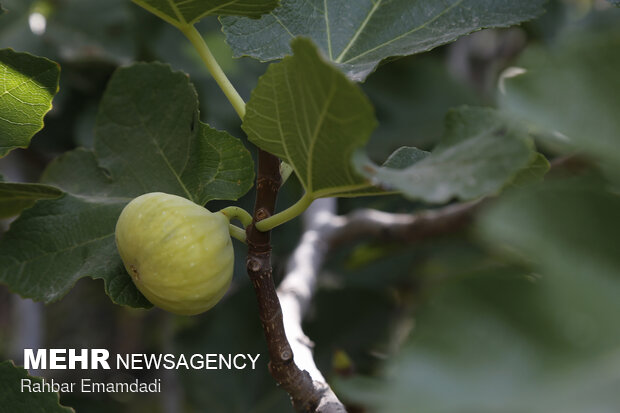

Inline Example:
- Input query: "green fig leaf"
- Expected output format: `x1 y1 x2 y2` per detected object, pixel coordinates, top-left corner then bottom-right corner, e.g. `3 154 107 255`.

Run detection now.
222 0 546 81
0 361 74 413
132 0 280 28
0 181 63 218
243 38 380 200
0 49 59 157
354 107 539 203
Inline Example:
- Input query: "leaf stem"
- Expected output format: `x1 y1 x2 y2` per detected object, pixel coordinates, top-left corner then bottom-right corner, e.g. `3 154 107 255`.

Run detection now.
228 224 247 244
255 193 314 232
180 25 246 119
219 206 253 228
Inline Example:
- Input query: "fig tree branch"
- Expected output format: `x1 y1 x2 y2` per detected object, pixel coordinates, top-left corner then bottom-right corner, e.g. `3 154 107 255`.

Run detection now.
245 150 327 412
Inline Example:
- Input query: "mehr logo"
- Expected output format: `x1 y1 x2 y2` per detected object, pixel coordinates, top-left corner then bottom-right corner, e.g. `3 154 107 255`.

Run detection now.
24 349 111 370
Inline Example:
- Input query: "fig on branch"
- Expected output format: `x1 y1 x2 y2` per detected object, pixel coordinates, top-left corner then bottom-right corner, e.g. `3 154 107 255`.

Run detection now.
115 192 234 315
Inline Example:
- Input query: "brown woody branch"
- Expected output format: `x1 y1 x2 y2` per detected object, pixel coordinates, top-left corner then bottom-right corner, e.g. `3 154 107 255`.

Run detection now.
245 150 324 412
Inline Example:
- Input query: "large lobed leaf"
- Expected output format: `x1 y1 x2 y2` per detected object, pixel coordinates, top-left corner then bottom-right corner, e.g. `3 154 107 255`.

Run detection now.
243 37 380 199
0 63 254 307
132 0 280 27
0 361 74 412
0 49 59 157
91 62 254 205
222 0 546 81
499 25 620 167
355 107 539 203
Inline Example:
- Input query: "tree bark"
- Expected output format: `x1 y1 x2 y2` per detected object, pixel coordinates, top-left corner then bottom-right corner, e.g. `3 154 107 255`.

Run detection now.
246 150 328 412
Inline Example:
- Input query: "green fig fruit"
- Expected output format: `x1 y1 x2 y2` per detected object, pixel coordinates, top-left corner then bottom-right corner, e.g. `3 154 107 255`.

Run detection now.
115 192 233 315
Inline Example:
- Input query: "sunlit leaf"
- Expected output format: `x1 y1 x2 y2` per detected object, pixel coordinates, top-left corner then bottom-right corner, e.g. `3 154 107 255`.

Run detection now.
0 49 59 157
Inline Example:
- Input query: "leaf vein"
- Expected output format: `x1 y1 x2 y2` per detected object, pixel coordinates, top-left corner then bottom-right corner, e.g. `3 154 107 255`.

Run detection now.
342 0 466 64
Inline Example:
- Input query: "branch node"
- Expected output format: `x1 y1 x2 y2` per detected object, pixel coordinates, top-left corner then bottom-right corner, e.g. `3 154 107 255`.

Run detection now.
256 207 271 221
247 257 261 272
280 349 293 362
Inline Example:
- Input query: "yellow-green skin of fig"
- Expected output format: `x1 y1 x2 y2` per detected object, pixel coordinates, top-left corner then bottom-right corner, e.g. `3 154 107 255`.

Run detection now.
115 192 233 316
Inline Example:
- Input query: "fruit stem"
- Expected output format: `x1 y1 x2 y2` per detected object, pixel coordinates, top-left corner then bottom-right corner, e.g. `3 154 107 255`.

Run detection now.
255 192 314 232
228 224 247 244
180 24 246 119
219 206 253 228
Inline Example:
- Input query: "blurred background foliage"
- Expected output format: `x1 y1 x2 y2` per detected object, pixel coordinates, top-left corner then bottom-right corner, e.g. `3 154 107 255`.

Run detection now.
1 0 619 412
